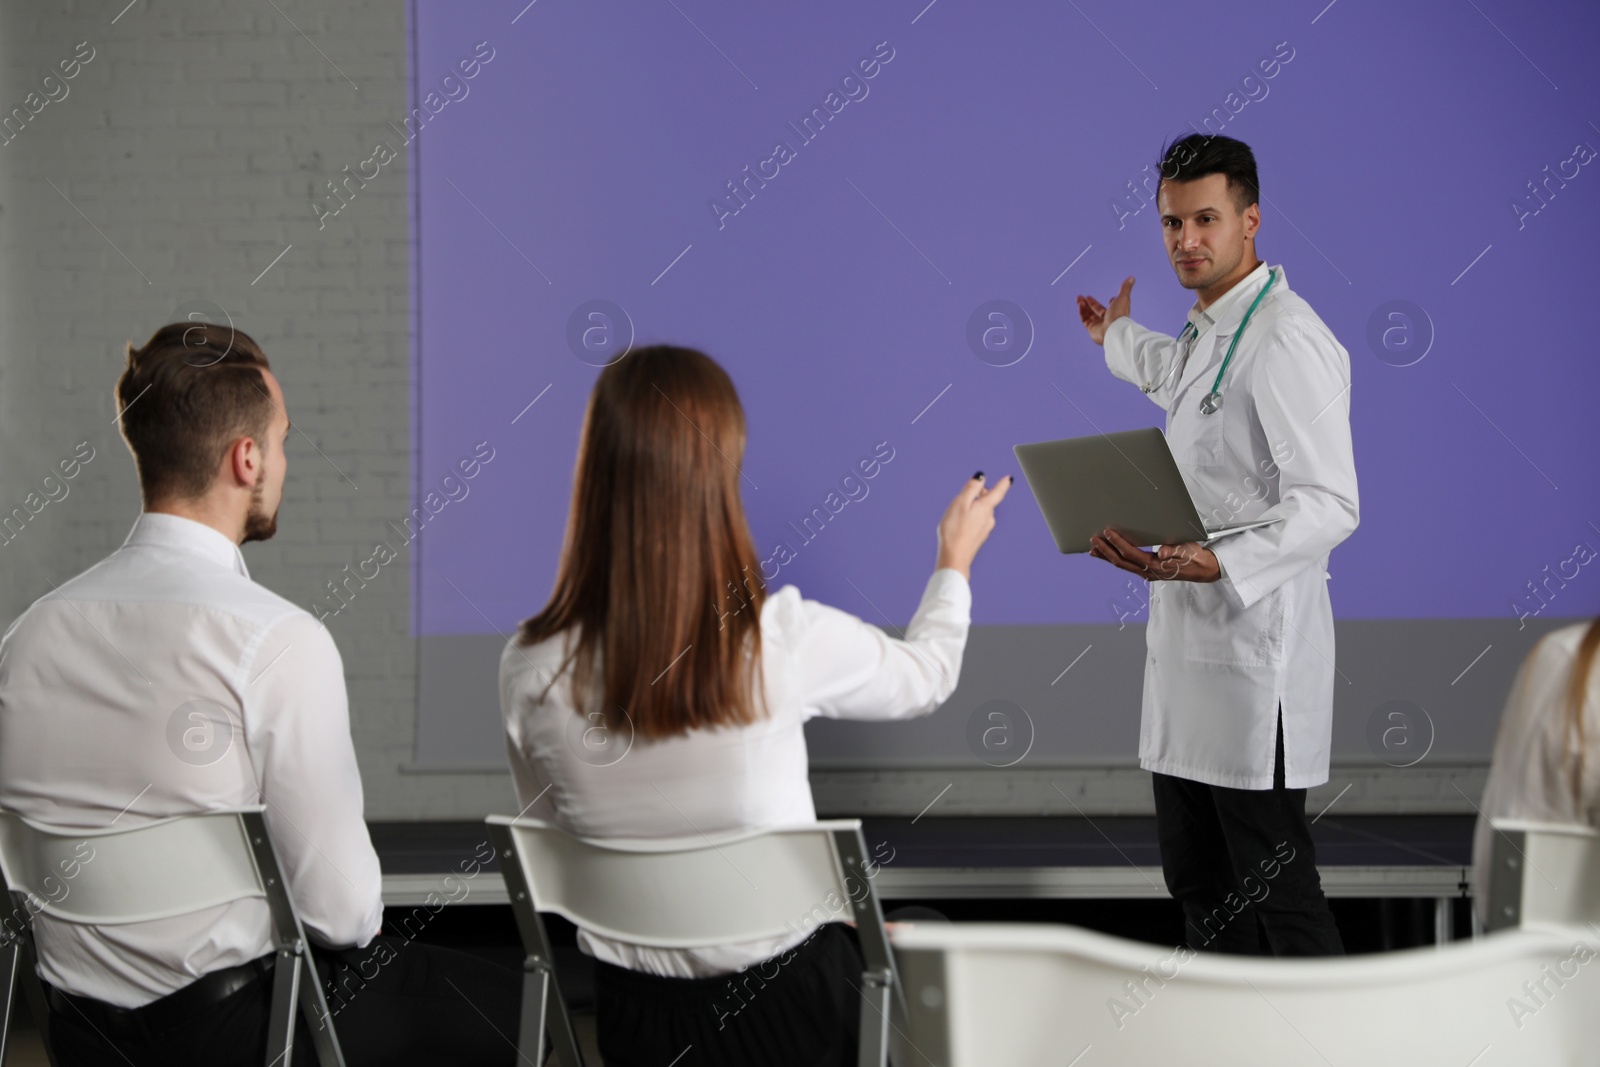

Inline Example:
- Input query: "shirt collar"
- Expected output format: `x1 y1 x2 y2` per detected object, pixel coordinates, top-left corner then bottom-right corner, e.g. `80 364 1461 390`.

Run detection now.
1185 261 1280 339
122 512 251 579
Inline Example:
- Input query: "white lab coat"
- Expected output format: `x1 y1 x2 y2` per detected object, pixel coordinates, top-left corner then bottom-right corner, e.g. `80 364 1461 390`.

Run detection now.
1103 261 1358 789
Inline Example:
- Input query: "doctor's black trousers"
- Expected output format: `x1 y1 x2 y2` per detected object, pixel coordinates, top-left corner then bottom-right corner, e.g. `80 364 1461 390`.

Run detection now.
1151 704 1345 956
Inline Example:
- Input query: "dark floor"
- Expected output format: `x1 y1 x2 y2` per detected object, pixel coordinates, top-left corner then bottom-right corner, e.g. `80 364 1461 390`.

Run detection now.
368 814 1477 874
372 814 1481 1016
397 891 1477 1010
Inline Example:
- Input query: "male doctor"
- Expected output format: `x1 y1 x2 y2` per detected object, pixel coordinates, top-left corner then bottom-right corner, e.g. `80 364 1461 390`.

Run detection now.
1076 134 1358 956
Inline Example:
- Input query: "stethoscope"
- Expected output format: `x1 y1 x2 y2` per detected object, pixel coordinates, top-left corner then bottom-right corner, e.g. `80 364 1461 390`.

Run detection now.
1141 267 1278 415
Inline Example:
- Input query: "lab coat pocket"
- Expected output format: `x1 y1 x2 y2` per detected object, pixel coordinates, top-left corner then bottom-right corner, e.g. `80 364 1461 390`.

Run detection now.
1172 394 1227 469
1180 582 1286 667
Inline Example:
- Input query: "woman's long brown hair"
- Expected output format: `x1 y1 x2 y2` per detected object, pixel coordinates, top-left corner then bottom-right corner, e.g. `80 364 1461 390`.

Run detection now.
517 345 767 740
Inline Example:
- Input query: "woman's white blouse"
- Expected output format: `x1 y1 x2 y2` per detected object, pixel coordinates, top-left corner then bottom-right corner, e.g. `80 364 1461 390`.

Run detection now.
1471 621 1600 926
499 569 971 977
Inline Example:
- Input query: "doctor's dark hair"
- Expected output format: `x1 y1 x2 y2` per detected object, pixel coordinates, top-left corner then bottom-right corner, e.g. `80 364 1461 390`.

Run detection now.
116 322 276 504
516 345 768 741
1156 134 1259 214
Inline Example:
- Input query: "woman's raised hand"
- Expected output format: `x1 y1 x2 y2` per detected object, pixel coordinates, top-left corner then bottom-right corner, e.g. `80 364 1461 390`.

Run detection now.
936 472 1012 579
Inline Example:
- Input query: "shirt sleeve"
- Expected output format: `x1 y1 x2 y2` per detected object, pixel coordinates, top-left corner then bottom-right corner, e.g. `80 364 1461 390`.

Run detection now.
242 612 384 950
1104 316 1181 410
789 569 971 721
1209 320 1360 611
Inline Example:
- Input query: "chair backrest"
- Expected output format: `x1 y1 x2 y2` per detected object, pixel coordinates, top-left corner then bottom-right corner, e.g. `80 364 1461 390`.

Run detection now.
0 808 270 925
0 807 345 1066
490 815 903 1067
486 815 879 947
891 921 1600 1067
1485 818 1600 932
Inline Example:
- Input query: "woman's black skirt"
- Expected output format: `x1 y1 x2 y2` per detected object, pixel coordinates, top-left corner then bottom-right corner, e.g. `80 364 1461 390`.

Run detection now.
593 922 865 1067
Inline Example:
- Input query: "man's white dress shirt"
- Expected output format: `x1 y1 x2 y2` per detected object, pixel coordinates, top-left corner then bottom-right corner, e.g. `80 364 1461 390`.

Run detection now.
1471 621 1600 925
0 513 383 1008
500 569 971 977
1104 261 1359 789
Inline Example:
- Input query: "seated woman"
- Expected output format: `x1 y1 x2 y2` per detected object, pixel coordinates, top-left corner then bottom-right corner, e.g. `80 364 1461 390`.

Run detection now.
499 344 1008 1066
1472 616 1600 928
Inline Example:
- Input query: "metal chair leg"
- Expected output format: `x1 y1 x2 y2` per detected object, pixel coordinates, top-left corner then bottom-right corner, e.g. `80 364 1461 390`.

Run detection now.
14 929 57 1066
517 964 547 1064
297 951 348 1067
265 946 302 1067
0 940 18 1066
524 958 585 1067
490 823 587 1067
857 967 892 1067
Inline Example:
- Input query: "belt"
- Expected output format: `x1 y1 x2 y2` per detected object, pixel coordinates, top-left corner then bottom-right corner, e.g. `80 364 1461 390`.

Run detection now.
46 953 277 1036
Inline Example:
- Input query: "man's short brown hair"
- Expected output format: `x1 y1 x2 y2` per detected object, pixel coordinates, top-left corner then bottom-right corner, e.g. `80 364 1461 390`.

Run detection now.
116 322 276 502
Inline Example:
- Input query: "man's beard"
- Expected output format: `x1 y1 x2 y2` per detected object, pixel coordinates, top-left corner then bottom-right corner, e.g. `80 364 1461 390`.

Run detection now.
242 469 278 543
1179 246 1242 292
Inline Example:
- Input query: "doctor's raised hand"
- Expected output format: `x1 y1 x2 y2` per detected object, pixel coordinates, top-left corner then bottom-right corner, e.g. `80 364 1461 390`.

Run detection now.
1076 275 1221 583
1076 276 1135 346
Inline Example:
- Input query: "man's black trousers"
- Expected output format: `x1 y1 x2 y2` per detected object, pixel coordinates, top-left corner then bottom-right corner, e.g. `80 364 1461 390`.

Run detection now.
47 936 520 1066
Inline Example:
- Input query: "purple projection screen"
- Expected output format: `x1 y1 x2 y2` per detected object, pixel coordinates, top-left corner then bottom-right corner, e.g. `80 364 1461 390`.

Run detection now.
407 1 1600 766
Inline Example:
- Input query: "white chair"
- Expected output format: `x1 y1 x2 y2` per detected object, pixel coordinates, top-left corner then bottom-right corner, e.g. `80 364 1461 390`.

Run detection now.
1484 819 1600 932
890 921 1600 1066
0 807 346 1066
486 815 903 1067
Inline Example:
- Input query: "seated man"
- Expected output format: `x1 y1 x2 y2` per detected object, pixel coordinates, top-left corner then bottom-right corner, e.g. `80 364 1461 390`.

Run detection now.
0 323 517 1066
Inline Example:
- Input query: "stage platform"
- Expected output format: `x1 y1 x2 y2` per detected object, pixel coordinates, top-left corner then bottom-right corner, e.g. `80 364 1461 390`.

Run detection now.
372 815 1476 942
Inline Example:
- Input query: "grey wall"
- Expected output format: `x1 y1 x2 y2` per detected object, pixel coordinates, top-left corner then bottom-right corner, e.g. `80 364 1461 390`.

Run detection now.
419 616 1579 814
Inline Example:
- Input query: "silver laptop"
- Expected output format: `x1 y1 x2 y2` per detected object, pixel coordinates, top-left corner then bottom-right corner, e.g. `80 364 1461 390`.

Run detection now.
1013 427 1282 554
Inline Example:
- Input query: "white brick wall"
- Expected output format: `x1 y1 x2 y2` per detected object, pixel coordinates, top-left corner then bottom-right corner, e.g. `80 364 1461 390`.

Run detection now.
0 0 514 818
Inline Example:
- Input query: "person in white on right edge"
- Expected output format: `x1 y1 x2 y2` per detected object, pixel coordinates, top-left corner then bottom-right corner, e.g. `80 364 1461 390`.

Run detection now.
499 343 1008 1067
1472 617 1600 926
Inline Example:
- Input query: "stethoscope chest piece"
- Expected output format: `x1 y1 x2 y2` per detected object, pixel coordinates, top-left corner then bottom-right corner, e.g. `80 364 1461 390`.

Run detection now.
1193 266 1277 416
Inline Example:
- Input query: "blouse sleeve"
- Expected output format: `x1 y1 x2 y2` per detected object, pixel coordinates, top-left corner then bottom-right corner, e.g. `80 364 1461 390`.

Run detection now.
783 569 971 722
499 637 562 822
